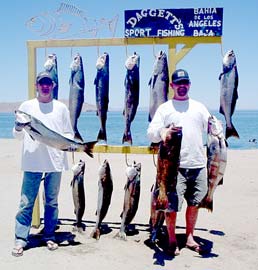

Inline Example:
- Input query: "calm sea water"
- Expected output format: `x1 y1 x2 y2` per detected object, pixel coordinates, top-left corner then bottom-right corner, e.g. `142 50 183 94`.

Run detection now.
1 110 257 150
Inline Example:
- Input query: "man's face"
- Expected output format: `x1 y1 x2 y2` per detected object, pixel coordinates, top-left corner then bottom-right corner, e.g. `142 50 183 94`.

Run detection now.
171 80 190 100
37 78 53 101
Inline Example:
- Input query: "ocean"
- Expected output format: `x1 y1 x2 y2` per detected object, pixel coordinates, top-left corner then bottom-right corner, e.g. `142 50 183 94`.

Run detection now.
1 110 257 150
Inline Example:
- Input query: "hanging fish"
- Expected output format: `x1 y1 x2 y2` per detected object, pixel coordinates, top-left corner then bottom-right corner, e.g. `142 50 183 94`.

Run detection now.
71 159 86 232
219 49 239 139
199 115 227 211
117 161 141 240
122 52 140 145
44 53 58 99
69 53 85 142
94 52 109 143
91 159 113 240
148 50 169 122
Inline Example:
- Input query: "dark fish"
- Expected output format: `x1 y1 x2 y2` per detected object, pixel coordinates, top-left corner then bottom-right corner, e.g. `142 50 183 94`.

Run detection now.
148 50 169 122
44 53 59 99
15 110 97 158
117 161 141 240
122 52 140 145
219 49 239 139
199 115 227 211
69 53 85 142
71 159 86 231
94 52 109 143
149 126 182 242
91 159 113 239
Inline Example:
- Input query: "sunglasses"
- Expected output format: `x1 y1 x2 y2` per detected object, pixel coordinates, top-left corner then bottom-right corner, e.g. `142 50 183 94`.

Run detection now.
173 80 190 85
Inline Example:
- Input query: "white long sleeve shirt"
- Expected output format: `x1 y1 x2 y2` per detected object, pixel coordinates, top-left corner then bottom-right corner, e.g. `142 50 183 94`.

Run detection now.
13 98 74 172
147 98 210 169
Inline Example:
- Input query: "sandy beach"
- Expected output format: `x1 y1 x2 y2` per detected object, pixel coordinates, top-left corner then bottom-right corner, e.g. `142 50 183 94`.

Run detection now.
0 138 257 270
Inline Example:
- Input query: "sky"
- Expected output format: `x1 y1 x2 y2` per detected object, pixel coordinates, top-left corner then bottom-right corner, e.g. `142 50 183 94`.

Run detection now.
0 0 257 110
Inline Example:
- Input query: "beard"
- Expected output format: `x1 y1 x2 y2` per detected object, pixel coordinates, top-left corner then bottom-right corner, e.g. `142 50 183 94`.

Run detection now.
177 87 188 96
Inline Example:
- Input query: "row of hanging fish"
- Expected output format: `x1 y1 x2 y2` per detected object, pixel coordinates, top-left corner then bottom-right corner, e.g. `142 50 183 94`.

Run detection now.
70 158 141 240
43 48 239 144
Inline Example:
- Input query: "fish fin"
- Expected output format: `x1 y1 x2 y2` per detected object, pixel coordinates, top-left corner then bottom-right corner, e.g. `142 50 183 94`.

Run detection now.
97 129 107 142
218 178 223 185
83 141 98 158
74 132 84 142
122 132 132 145
225 125 240 139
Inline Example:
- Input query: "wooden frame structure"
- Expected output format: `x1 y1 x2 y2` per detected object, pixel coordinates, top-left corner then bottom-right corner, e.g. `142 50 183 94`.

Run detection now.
28 36 221 227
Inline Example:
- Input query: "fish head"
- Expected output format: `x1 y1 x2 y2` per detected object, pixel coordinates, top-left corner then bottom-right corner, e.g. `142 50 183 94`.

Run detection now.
71 159 85 176
70 53 83 72
44 54 57 71
96 52 109 70
208 115 224 137
153 50 168 74
15 110 31 124
125 52 140 70
223 49 236 68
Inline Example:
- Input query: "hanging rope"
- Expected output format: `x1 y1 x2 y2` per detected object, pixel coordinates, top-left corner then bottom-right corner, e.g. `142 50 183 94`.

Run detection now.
152 37 156 58
125 153 130 166
152 152 157 167
220 37 224 57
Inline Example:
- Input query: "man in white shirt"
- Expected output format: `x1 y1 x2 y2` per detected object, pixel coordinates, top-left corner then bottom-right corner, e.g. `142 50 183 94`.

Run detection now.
12 71 74 257
147 69 210 256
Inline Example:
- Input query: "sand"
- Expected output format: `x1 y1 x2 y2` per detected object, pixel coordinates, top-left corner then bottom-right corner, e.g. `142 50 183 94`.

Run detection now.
0 138 258 270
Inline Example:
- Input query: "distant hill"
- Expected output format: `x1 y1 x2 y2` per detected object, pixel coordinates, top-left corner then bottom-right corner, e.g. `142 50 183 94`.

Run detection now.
0 100 97 113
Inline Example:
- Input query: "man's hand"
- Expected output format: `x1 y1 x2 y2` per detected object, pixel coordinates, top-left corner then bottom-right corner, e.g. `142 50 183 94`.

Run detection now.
160 125 175 142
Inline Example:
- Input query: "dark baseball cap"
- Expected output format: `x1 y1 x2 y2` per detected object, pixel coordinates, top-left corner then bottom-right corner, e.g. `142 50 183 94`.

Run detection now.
36 71 53 84
172 69 190 84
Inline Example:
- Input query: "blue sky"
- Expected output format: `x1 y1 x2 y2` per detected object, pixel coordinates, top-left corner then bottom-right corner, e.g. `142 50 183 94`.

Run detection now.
1 0 257 110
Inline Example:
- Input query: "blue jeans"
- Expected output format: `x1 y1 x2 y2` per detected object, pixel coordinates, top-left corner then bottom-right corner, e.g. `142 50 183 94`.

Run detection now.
15 172 61 247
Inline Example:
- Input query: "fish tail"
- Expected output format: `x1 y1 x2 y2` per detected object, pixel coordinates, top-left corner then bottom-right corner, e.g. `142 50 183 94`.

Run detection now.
83 141 98 158
90 228 101 240
97 129 107 142
74 131 84 142
122 131 132 145
198 198 213 212
225 125 240 139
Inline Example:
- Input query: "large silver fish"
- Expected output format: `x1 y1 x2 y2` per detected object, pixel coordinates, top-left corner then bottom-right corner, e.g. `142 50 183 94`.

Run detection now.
15 110 97 158
117 161 141 240
149 126 182 243
219 49 239 139
44 53 58 100
122 52 140 145
199 115 227 212
69 53 85 142
148 50 169 122
91 159 113 240
94 52 109 143
71 159 86 232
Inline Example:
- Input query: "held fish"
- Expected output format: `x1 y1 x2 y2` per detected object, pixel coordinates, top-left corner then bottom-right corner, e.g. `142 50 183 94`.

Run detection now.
199 115 227 212
219 49 239 139
15 110 97 158
149 126 182 242
117 161 141 240
122 52 140 145
71 159 86 232
94 52 109 143
69 53 85 142
91 159 113 239
44 53 59 100
148 50 169 122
